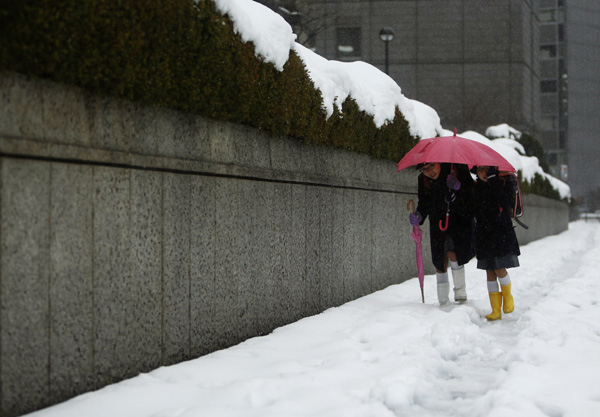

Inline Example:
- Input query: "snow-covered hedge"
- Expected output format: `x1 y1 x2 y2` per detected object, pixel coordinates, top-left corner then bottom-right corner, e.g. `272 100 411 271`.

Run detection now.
0 0 418 161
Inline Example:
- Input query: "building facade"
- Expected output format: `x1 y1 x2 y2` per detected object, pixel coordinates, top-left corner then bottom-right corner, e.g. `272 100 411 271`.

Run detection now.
563 1 600 200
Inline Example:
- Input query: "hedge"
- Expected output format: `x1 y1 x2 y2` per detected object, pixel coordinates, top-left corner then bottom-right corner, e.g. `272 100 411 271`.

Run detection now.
0 0 415 161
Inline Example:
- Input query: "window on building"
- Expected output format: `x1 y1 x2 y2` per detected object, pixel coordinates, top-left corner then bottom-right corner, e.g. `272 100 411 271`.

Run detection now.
541 80 558 93
541 60 557 78
541 95 558 114
337 28 361 58
540 25 557 44
540 45 557 58
539 0 556 8
541 116 558 130
546 151 558 165
539 10 556 22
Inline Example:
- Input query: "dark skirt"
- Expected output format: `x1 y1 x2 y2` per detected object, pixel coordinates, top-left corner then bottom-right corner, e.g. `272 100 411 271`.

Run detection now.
477 254 520 270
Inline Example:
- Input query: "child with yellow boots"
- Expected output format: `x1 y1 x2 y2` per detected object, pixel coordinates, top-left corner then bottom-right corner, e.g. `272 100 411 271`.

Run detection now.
472 166 520 320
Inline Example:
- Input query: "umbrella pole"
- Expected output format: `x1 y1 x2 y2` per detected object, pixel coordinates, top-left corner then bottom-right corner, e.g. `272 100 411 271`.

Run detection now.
421 288 424 303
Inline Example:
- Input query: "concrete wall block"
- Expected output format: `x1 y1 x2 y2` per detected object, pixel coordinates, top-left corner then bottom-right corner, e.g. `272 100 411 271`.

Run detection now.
88 96 130 153
341 190 360 302
49 163 94 404
234 124 272 170
0 158 51 416
309 145 336 180
516 194 568 245
328 188 345 307
129 170 163 371
236 180 266 341
0 73 44 140
371 192 396 291
209 120 271 169
42 81 91 147
304 186 322 316
175 112 210 161
253 182 277 336
354 190 373 298
155 108 178 159
270 136 315 176
155 107 211 161
213 178 243 348
332 150 362 186
268 183 294 330
127 102 159 156
190 176 217 357
92 166 135 385
287 184 308 323
162 173 192 365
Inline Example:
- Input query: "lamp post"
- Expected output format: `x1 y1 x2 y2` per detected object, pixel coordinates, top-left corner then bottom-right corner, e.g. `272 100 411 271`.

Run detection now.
379 27 395 75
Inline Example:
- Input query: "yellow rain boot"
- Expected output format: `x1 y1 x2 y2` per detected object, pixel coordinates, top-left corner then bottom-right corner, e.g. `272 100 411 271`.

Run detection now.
485 292 502 321
501 283 514 314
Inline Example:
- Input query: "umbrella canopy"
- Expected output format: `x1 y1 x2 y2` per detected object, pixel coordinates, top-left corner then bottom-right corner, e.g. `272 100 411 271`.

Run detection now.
396 131 515 172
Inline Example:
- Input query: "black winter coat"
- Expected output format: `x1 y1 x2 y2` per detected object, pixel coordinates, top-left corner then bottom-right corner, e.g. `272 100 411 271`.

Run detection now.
416 163 475 271
473 175 521 263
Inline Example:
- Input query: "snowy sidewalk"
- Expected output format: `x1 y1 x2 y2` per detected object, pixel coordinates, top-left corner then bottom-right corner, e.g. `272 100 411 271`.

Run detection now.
28 221 600 417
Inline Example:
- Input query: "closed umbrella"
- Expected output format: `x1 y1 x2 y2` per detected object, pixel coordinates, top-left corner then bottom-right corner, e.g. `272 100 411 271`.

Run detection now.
407 199 425 303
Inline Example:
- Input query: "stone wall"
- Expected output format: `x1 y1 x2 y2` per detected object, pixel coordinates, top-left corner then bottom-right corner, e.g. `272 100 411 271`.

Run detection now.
0 73 566 416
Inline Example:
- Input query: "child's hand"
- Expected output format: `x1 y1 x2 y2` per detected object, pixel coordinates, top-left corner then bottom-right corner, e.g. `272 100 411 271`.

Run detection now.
446 174 461 190
409 212 422 226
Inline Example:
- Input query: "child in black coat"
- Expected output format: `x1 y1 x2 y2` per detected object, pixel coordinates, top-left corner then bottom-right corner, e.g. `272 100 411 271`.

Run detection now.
473 166 520 320
409 162 475 304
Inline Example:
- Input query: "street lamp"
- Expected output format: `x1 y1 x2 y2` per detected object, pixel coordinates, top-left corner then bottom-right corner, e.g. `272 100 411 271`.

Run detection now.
379 27 395 75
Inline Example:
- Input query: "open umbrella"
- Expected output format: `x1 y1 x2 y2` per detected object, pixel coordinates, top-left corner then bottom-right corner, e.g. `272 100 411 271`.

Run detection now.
407 199 425 303
396 129 515 172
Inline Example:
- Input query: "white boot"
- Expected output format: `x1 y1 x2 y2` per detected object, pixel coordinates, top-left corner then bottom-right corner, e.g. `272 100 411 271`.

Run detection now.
436 272 450 305
437 282 450 305
451 264 467 302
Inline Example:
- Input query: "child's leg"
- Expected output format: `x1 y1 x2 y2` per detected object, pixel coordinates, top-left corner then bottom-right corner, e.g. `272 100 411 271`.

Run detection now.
449 257 467 302
436 270 450 305
496 268 514 313
485 269 502 320
486 269 499 291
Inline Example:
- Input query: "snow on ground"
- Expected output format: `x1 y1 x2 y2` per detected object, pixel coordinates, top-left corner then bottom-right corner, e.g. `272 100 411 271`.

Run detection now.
28 220 600 417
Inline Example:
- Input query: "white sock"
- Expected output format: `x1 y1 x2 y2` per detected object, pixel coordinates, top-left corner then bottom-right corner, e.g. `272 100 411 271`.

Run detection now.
487 280 499 293
450 261 462 270
499 273 511 286
436 272 449 284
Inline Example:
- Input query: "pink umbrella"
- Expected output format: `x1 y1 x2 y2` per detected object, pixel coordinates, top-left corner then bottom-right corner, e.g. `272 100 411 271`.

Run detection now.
407 200 425 303
396 129 515 173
